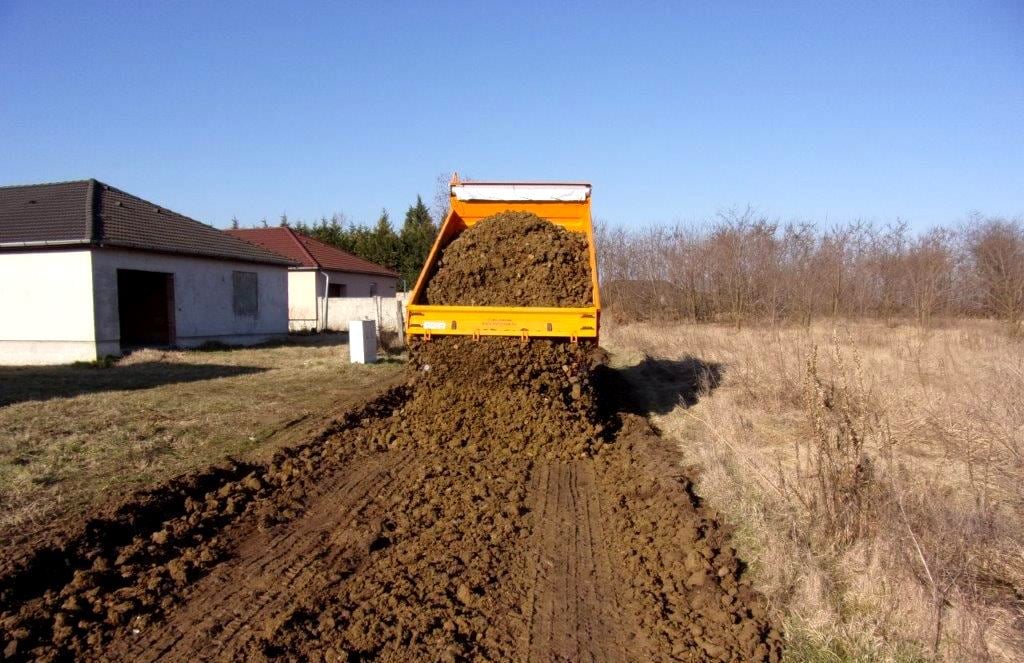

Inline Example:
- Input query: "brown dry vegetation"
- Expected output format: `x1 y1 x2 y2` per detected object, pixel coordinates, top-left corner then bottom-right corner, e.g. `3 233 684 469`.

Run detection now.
0 336 403 546
604 319 1024 662
598 213 1024 329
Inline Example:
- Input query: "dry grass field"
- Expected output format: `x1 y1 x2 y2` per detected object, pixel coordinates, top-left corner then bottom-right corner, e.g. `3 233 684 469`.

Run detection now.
604 319 1023 662
0 336 404 545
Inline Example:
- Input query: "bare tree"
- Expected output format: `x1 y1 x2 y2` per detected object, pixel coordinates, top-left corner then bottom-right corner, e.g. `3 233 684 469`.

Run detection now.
903 228 956 327
431 171 457 225
593 212 1020 328
967 216 1024 327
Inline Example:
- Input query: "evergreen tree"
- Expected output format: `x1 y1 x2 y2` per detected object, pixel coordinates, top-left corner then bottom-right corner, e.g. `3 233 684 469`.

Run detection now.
230 216 240 229
279 213 290 227
335 217 358 253
356 209 401 272
399 195 437 290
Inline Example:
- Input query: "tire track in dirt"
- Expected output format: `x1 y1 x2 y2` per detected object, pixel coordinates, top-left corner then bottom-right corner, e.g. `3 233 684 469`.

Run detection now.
523 461 648 662
106 449 415 662
247 452 536 661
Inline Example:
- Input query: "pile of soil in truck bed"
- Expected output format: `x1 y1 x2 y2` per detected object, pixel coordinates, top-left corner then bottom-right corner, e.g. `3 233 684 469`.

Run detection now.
0 206 782 662
423 210 594 307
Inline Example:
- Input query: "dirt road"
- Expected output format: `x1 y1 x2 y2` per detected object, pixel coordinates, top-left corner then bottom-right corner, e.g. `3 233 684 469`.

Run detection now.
1 340 781 662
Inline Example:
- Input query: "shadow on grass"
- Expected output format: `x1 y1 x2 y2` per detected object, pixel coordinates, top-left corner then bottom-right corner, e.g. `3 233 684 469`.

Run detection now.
285 332 348 348
0 363 268 408
596 355 723 417
189 331 349 352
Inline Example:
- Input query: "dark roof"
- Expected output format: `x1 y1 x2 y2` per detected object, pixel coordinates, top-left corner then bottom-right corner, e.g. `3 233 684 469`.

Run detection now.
225 227 399 278
0 179 296 266
0 180 93 244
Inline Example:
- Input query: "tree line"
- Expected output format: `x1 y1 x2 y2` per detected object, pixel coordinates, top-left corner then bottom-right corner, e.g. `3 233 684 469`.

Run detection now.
596 210 1024 328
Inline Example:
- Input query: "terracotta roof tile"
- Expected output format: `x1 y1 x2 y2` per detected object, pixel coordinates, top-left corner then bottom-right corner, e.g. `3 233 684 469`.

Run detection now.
225 227 399 278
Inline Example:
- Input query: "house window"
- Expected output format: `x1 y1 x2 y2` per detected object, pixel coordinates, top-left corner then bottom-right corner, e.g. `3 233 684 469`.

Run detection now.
369 283 377 296
232 271 258 317
328 283 347 297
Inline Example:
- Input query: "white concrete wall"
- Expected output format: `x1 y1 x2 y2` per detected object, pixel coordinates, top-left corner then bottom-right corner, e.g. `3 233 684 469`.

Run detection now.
0 249 99 364
326 294 406 333
91 248 289 349
290 270 400 332
320 270 398 299
287 270 319 331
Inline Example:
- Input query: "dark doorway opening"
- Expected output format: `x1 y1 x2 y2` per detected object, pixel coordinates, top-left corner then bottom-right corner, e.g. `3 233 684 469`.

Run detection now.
117 269 175 348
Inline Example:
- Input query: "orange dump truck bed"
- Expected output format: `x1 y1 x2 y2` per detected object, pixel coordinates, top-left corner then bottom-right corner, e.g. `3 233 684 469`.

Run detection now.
405 177 601 341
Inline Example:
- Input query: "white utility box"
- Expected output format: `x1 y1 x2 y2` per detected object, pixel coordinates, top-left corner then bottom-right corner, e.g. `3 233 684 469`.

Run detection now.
349 319 377 364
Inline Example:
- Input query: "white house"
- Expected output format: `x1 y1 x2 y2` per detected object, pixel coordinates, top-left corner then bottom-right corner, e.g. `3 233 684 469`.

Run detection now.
226 227 399 331
0 179 295 365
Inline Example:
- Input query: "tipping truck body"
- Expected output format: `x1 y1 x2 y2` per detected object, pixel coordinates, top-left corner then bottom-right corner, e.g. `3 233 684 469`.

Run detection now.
405 177 601 341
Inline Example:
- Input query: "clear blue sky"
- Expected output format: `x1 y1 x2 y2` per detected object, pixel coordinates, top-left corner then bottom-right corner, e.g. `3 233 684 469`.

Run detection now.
1 1 1021 230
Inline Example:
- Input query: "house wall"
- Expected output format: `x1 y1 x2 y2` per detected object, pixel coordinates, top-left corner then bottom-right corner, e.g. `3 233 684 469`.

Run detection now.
289 270 400 331
319 271 398 299
91 248 289 352
325 294 406 333
0 249 99 364
287 270 319 331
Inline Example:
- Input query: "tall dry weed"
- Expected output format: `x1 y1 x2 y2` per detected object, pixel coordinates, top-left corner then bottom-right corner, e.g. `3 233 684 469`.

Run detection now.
604 319 1024 662
789 336 883 548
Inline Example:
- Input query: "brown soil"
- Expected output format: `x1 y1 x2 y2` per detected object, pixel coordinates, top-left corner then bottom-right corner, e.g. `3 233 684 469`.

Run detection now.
0 339 781 663
423 211 594 307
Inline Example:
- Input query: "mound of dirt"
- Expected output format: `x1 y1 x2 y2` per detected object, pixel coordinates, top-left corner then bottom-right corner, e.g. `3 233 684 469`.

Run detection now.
423 210 594 307
597 418 782 661
247 339 779 663
245 339 603 660
392 337 605 459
